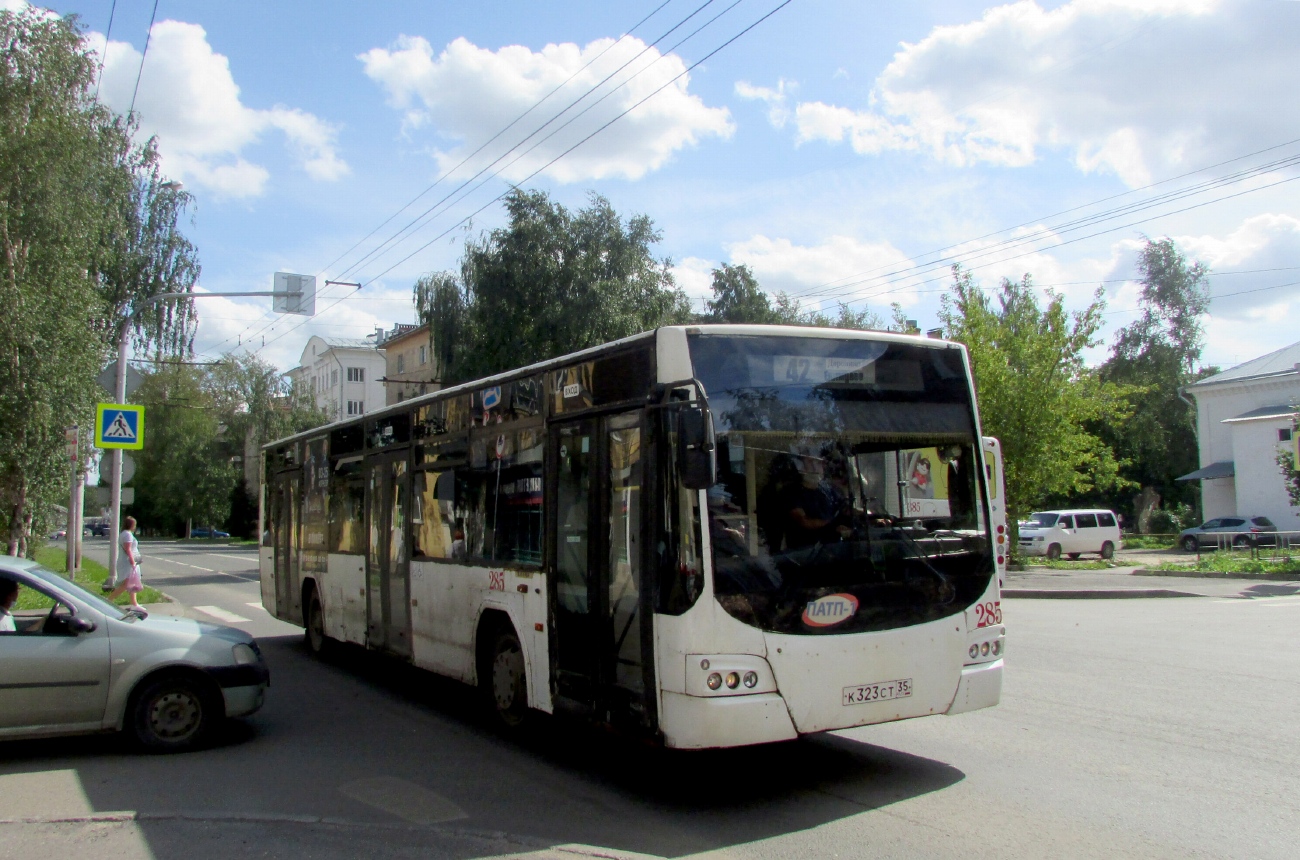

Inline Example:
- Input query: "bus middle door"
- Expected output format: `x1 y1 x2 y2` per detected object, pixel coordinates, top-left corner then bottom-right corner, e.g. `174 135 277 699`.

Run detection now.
365 451 412 658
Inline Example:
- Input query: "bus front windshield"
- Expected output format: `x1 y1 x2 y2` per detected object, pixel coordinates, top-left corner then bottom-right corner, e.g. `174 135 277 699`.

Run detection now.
688 333 994 635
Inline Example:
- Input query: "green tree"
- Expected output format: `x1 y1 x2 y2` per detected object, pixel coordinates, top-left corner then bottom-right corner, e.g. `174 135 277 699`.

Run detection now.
0 9 119 552
206 352 327 537
1097 238 1210 517
417 189 690 384
939 266 1133 534
703 262 884 330
127 365 234 535
705 263 788 324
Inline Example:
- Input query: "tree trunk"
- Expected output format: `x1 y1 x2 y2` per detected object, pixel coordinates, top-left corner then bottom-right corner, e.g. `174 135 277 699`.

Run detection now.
1133 486 1161 534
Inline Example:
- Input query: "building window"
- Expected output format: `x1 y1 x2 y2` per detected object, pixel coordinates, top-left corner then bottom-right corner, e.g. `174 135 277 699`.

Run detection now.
347 400 364 416
347 367 365 383
397 354 405 373
1281 428 1294 443
331 369 338 387
419 345 427 366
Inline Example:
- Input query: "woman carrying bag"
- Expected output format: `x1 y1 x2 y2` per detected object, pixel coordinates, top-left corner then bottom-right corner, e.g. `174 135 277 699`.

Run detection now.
107 516 148 617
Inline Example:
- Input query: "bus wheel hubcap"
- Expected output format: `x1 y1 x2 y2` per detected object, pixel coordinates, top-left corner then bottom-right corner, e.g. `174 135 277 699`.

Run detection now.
493 647 522 710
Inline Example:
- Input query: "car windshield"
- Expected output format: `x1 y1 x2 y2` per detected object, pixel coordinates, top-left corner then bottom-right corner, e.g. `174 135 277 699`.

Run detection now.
23 565 131 619
689 333 993 635
1026 513 1059 527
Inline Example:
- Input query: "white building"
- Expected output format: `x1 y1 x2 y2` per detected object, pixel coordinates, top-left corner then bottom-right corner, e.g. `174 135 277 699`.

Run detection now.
1180 340 1300 530
289 335 387 422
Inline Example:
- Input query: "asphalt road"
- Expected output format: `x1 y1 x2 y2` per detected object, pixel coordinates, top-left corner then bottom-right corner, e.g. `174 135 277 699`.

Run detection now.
1 541 1297 859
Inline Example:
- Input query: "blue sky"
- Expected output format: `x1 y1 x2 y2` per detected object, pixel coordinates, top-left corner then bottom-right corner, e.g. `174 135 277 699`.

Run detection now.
18 0 1300 374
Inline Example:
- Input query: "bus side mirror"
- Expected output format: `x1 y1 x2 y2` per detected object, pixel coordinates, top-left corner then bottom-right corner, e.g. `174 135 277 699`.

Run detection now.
677 407 716 490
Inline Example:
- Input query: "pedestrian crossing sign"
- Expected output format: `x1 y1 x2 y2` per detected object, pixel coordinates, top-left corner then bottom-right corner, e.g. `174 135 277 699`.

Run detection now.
95 403 145 450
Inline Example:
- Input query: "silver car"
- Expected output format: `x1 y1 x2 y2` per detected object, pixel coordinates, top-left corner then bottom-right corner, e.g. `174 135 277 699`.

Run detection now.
1178 516 1278 551
0 558 268 751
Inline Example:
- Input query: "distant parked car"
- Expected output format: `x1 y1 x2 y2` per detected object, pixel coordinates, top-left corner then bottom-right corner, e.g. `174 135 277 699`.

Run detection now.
189 527 231 539
88 521 111 537
1018 509 1122 559
48 529 66 540
1178 516 1277 551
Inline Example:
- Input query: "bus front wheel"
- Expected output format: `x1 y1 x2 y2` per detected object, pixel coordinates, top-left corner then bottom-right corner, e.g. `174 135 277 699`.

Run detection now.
484 626 530 729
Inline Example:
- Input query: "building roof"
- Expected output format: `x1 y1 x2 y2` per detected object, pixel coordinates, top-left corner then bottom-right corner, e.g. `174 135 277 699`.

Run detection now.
1176 460 1236 481
1222 404 1296 423
315 336 379 350
1189 340 1300 388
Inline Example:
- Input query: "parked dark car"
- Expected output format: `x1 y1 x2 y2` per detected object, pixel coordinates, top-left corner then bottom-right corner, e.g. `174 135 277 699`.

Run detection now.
1178 516 1277 551
88 521 111 537
190 527 231 539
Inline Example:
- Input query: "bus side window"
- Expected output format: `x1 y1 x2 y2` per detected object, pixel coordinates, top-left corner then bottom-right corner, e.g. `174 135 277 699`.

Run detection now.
657 414 704 615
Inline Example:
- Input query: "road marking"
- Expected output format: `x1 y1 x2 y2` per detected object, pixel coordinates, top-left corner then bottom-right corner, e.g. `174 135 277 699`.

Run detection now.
246 602 267 611
337 777 467 825
193 605 252 623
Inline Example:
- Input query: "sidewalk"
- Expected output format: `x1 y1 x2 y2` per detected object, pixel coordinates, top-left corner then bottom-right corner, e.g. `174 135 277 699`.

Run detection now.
1003 557 1300 599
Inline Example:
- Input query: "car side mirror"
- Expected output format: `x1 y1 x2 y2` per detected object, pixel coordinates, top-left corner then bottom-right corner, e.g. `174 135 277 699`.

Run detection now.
66 615 96 634
676 406 716 491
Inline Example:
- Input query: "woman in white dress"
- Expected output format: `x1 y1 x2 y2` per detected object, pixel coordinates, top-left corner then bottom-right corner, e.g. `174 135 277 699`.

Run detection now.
107 516 147 617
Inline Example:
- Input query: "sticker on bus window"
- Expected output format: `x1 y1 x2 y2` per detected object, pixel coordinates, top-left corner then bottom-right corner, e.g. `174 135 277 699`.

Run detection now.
802 593 859 627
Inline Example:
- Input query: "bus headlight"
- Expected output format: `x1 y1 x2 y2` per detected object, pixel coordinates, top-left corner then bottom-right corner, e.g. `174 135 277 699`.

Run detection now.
969 644 979 659
706 673 723 690
725 672 740 689
743 671 758 688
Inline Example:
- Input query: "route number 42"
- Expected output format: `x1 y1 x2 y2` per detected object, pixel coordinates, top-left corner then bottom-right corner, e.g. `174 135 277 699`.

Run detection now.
974 601 1002 628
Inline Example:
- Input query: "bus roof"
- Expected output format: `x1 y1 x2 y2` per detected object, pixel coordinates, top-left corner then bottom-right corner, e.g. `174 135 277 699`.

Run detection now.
264 324 962 450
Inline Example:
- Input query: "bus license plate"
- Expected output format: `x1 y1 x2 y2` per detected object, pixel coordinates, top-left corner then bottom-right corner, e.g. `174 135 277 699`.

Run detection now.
842 678 912 706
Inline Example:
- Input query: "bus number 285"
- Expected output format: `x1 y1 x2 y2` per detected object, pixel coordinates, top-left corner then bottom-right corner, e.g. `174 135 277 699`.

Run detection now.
974 601 1002 627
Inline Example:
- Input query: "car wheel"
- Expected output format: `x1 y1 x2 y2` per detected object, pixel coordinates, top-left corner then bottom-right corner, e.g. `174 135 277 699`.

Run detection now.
131 674 219 752
484 626 530 729
1181 536 1199 553
1100 541 1114 560
1232 535 1253 548
305 587 332 656
1046 543 1062 560
1067 552 1081 560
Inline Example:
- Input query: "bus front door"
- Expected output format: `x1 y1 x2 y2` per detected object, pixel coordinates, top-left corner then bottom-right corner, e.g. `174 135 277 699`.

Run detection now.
551 412 650 728
365 453 412 658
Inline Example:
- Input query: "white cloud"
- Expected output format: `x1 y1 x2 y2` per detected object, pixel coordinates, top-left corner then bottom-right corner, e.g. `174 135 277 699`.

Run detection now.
792 0 1298 187
723 234 919 314
359 35 733 183
735 78 796 128
90 21 348 197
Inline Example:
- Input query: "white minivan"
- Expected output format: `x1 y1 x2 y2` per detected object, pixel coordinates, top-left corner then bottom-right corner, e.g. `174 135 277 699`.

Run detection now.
1018 509 1122 559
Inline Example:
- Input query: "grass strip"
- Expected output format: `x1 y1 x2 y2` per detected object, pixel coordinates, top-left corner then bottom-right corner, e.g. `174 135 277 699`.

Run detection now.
29 547 167 607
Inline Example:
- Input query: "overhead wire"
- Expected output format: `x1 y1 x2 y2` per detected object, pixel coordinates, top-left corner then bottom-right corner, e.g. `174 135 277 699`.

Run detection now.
207 0 724 356
127 0 160 116
249 0 795 357
92 0 117 102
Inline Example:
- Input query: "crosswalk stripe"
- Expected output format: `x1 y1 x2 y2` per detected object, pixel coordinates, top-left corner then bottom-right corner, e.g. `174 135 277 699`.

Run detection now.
246 602 266 611
193 605 252 623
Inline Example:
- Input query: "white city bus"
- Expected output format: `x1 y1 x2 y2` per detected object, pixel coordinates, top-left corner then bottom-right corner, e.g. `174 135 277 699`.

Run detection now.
260 325 1006 748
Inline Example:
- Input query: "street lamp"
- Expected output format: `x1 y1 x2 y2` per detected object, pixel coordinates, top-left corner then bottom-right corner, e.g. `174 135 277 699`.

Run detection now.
103 278 314 586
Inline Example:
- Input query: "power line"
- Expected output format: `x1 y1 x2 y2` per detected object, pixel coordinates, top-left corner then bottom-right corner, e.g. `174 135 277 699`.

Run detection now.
252 0 795 357
209 0 723 356
92 0 117 103
127 0 160 116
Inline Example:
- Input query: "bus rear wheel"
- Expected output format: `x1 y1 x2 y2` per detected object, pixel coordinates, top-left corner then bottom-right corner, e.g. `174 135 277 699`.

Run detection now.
484 626 530 729
304 587 332 656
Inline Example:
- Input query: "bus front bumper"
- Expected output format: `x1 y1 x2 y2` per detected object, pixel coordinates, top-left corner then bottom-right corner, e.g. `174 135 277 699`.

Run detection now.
660 691 798 750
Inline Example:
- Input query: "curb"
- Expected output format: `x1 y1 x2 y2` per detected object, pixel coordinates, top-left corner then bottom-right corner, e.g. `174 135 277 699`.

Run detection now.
1002 588 1201 599
1132 568 1300 581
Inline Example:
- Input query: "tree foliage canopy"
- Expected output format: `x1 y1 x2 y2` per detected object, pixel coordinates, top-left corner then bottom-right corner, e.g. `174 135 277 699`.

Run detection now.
417 189 690 384
939 267 1133 526
1097 238 1210 508
0 9 200 551
702 262 884 330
